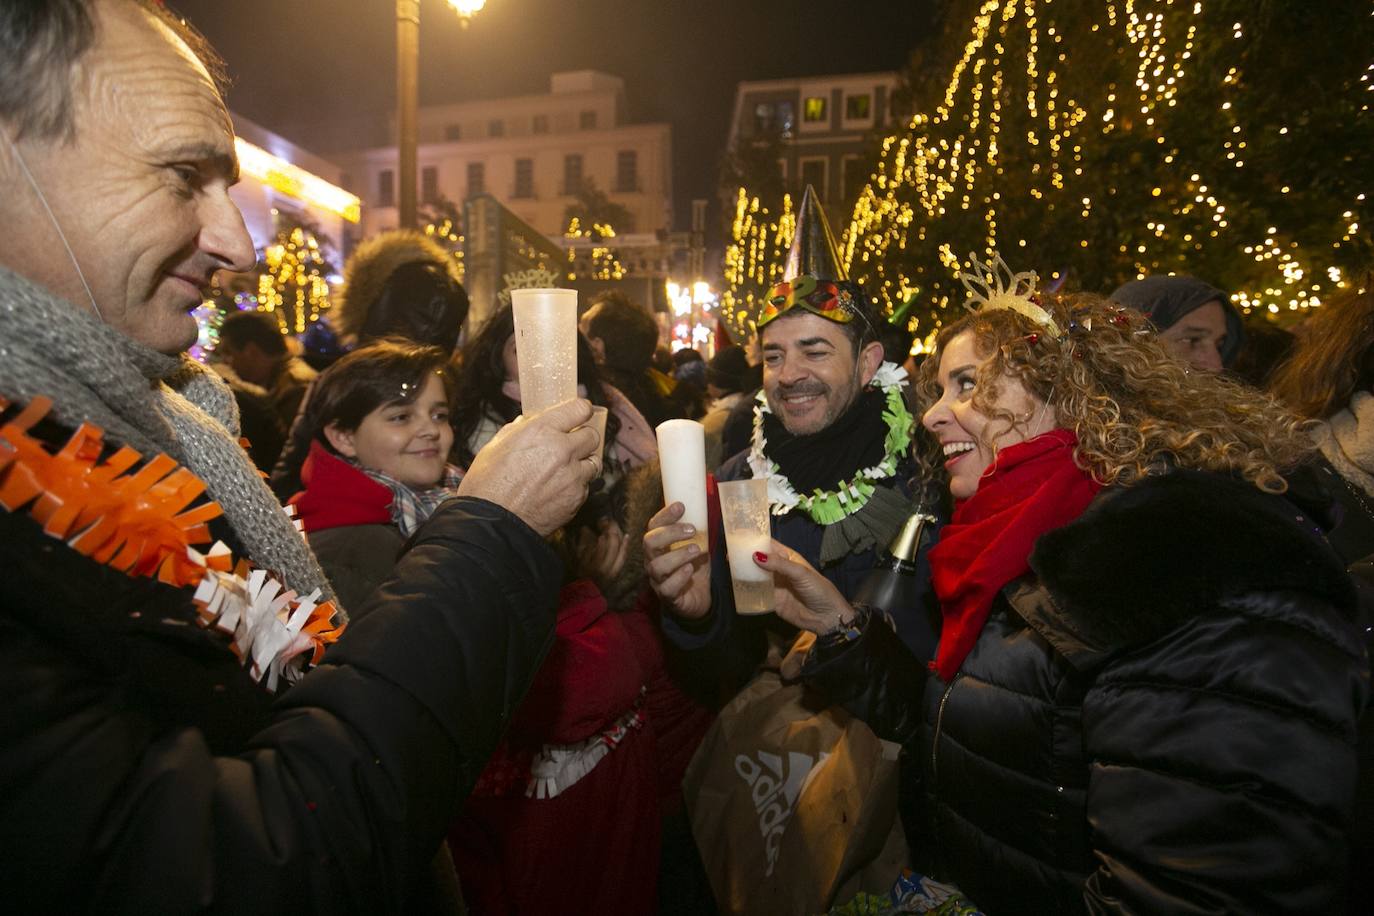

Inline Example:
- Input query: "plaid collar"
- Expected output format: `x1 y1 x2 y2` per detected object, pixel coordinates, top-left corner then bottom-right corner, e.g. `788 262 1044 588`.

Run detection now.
361 464 465 538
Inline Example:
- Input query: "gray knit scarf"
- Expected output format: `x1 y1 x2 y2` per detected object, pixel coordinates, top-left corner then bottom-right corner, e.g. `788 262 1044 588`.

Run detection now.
0 266 334 603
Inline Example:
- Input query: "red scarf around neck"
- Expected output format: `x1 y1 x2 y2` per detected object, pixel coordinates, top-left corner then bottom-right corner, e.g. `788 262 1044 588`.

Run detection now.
927 428 1101 681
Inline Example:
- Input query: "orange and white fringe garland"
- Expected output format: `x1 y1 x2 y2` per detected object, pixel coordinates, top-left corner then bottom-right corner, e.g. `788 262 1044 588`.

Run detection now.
0 395 344 691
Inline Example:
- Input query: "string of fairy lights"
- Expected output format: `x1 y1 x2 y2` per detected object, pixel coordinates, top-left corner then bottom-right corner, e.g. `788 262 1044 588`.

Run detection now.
255 227 331 336
721 188 795 341
424 216 466 282
564 216 627 281
724 0 1371 342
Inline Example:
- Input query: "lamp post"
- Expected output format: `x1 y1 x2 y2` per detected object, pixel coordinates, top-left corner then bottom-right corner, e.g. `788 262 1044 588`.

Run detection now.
396 0 486 229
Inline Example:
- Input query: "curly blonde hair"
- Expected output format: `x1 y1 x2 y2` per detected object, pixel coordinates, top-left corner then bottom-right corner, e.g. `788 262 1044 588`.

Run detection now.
916 292 1313 493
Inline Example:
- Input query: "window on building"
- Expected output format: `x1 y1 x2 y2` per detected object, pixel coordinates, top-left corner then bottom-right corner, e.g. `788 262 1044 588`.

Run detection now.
579 110 597 130
777 158 787 181
753 102 774 134
488 119 504 138
514 158 534 198
778 101 796 137
842 155 866 204
378 168 395 207
421 166 439 205
466 162 485 198
615 150 638 192
845 94 872 121
563 153 583 195
799 158 827 196
444 123 461 141
533 114 549 134
803 96 827 123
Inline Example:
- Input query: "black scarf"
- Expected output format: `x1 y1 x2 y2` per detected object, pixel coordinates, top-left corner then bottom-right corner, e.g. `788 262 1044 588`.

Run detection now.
762 387 889 494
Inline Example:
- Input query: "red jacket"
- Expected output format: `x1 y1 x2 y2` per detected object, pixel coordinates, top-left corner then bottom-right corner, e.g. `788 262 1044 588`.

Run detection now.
450 580 660 915
289 441 392 533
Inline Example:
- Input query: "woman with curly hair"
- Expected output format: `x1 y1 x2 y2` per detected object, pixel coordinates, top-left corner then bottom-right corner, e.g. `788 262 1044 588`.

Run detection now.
745 291 1366 913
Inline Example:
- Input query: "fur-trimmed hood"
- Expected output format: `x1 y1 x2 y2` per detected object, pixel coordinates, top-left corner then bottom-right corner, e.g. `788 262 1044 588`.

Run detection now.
1026 469 1356 659
335 230 462 338
601 460 665 611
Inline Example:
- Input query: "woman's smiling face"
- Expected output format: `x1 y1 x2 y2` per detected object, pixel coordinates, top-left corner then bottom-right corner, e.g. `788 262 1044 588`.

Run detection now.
921 331 1056 499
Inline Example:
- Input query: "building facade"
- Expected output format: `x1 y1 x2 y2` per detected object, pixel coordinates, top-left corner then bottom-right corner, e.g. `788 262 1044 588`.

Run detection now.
334 71 673 241
726 71 898 214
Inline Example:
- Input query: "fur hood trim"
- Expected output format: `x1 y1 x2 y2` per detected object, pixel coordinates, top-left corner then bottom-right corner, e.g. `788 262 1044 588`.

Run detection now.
602 461 665 611
1028 470 1355 654
335 230 460 337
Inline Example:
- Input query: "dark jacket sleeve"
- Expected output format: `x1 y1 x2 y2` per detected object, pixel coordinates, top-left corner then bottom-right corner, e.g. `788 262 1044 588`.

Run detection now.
801 616 927 745
657 459 769 698
1 496 561 914
1079 590 1368 915
657 530 768 700
307 523 407 613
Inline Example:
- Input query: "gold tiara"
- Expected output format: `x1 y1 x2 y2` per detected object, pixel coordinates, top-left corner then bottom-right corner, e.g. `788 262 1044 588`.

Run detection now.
958 253 1062 338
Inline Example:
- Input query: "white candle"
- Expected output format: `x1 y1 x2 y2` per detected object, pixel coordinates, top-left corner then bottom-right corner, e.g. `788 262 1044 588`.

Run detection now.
510 288 579 416
656 418 708 552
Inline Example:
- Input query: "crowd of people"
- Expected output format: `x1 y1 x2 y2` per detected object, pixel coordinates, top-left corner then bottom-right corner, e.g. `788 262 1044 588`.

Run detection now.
0 1 1369 914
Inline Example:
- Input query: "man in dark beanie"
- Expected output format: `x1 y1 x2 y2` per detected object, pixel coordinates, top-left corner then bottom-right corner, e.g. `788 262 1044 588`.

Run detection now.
1110 275 1243 373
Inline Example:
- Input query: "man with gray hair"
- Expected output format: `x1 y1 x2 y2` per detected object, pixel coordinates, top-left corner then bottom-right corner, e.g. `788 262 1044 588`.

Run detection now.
0 1 599 910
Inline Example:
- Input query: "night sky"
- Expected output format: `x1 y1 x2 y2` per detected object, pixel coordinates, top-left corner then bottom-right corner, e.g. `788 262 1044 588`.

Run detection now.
170 0 935 232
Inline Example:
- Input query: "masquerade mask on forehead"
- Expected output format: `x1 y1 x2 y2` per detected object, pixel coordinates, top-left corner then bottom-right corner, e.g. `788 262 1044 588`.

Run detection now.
757 275 857 329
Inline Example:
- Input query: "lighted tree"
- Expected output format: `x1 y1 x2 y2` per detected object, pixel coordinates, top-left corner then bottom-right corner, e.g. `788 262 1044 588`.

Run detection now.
564 178 629 280
422 195 466 283
256 224 333 336
719 188 796 341
842 0 1373 335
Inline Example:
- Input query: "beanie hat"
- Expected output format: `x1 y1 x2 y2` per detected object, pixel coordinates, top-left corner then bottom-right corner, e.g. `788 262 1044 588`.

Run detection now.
1110 275 1243 366
706 346 750 393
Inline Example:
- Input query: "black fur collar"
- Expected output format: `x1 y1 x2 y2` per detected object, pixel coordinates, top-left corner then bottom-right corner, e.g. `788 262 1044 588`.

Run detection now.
1027 469 1355 654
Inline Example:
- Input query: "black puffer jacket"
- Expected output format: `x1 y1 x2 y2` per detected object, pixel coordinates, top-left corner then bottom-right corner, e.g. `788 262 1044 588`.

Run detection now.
807 470 1369 914
2 444 560 912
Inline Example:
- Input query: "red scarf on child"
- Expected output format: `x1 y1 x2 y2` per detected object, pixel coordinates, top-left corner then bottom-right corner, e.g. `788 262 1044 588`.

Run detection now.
927 428 1101 681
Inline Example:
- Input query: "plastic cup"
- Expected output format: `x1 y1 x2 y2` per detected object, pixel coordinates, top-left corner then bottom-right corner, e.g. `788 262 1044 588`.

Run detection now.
717 477 774 615
656 418 708 552
510 288 578 416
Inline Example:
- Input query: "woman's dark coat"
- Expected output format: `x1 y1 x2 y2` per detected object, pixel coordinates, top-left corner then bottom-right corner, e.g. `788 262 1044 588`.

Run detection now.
807 470 1370 914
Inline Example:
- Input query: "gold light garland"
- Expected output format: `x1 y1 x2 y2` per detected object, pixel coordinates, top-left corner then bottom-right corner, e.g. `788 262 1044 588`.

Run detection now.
726 0 1374 331
256 226 331 335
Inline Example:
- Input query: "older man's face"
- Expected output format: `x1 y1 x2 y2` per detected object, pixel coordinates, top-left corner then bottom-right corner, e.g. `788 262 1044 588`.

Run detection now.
1 1 254 354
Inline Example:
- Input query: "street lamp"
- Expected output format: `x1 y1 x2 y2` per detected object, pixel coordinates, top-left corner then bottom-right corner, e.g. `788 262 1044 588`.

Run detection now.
396 0 487 229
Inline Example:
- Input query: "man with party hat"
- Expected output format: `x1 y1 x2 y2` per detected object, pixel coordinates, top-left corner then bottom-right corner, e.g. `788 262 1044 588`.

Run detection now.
644 185 927 682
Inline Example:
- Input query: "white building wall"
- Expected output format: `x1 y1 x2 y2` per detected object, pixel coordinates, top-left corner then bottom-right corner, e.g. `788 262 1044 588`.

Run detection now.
333 72 671 240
